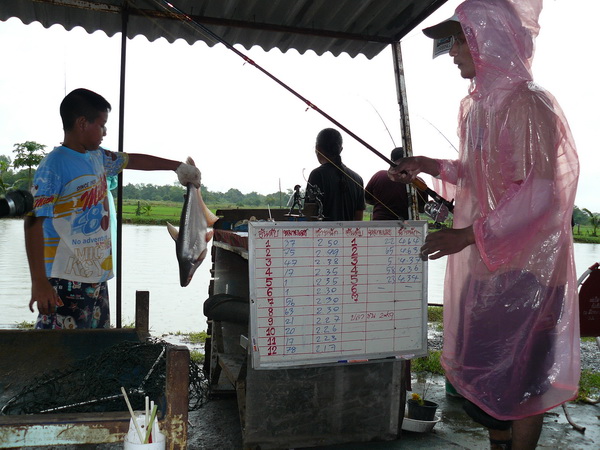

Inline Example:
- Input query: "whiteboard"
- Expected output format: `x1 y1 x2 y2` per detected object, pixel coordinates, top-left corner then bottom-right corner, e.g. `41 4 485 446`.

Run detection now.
248 221 428 369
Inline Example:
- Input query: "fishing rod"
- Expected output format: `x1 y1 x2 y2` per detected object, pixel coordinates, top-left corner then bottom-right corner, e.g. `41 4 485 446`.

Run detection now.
154 0 454 218
153 0 396 167
366 101 454 221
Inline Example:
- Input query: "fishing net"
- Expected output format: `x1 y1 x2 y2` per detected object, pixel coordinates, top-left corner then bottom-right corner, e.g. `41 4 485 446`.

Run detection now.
0 338 208 415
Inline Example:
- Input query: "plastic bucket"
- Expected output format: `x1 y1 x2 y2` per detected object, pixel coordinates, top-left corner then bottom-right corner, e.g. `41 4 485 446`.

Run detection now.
445 377 463 398
407 399 438 421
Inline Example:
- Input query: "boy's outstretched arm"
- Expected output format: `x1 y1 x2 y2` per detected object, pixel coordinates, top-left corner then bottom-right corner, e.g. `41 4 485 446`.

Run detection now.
24 215 61 315
125 153 200 187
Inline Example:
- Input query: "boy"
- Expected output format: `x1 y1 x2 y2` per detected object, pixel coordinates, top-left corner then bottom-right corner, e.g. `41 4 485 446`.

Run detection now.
25 88 200 329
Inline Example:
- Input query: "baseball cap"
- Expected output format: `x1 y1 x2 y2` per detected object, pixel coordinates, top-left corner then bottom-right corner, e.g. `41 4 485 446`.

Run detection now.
422 14 462 58
423 14 461 39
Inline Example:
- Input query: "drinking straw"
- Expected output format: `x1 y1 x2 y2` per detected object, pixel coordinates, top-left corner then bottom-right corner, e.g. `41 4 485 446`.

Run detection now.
144 404 159 444
150 400 155 443
121 387 144 443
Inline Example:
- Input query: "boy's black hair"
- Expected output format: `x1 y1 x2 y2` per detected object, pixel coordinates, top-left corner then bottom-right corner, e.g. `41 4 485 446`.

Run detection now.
60 88 111 131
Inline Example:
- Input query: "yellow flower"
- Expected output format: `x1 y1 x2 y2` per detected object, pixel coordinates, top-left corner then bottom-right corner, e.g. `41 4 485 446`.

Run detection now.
411 393 424 405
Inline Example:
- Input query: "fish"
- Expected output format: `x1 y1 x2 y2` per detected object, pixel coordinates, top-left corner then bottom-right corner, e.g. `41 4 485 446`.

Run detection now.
167 157 218 287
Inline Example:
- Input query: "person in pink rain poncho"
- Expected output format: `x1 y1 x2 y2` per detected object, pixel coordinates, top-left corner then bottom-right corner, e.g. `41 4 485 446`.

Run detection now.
389 0 580 448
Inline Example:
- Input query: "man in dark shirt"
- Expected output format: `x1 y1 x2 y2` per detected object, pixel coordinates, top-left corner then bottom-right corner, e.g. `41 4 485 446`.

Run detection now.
365 147 426 220
304 128 365 221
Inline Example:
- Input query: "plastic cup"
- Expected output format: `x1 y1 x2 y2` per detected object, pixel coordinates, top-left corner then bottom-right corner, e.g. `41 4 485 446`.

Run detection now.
123 412 165 450
123 432 165 449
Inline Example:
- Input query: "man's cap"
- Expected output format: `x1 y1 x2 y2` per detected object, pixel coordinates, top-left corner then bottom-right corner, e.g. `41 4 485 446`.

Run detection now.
422 14 462 58
422 14 461 39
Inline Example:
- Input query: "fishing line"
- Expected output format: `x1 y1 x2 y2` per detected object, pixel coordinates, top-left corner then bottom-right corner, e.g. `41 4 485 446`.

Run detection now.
362 99 431 220
150 0 397 167
364 98 397 148
302 155 402 220
417 114 459 153
314 149 412 221
143 1 453 218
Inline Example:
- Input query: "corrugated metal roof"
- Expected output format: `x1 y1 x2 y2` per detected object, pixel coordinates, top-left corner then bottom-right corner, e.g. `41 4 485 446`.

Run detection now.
1 0 447 59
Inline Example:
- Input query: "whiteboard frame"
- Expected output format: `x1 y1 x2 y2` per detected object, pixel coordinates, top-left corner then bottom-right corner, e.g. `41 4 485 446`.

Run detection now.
248 220 428 369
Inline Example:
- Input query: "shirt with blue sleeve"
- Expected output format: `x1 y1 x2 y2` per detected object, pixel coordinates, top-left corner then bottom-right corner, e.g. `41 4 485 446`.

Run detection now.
31 146 128 283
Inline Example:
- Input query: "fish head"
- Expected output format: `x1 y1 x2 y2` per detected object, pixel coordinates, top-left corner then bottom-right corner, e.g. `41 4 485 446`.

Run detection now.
178 247 208 287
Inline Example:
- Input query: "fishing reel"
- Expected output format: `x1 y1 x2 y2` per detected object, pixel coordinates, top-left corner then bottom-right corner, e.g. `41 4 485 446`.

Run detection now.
424 200 451 223
411 178 454 225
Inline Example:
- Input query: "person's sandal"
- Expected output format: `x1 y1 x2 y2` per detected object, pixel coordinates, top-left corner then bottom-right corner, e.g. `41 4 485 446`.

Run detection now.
462 400 512 430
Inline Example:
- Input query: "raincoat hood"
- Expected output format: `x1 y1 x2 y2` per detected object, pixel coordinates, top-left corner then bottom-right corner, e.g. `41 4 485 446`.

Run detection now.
455 0 542 98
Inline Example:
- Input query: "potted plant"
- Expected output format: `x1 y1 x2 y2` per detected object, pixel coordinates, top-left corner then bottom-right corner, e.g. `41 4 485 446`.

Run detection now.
406 349 443 422
407 392 439 422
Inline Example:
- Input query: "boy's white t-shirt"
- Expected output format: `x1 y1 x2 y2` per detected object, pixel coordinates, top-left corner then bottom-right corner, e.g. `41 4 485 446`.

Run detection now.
32 146 128 283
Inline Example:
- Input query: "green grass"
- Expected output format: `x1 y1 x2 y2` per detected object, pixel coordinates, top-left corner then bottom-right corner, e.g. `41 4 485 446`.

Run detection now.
112 200 600 244
190 350 205 364
164 330 208 364
121 200 183 225
412 350 444 376
573 225 600 243
428 306 443 323
186 331 209 345
578 370 600 402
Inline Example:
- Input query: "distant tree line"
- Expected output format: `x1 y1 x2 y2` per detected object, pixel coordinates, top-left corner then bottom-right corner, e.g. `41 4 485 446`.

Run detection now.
121 182 290 208
1 141 599 230
1 141 292 207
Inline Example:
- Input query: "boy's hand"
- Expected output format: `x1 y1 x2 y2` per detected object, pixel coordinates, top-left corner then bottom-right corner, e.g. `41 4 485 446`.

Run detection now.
29 280 63 316
176 162 201 188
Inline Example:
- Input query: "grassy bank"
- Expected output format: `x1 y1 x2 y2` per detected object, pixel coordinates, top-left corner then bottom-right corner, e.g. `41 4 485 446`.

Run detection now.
116 200 600 244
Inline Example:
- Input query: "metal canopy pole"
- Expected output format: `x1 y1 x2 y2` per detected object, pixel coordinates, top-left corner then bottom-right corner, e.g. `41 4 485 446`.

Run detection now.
391 41 420 220
115 3 129 328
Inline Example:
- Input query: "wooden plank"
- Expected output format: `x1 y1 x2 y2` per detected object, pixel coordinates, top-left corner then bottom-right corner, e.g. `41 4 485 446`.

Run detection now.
163 345 190 450
0 412 131 447
218 354 246 385
135 290 150 335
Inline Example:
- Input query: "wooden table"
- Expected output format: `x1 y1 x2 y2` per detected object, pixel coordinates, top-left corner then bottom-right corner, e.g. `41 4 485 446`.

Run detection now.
206 227 408 449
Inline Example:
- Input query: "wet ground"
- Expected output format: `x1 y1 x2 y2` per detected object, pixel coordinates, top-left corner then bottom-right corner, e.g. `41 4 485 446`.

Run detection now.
188 373 600 449
186 327 599 449
16 333 600 449
24 379 599 450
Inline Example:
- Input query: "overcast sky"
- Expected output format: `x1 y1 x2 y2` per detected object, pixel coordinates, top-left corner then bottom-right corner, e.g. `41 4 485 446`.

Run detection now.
1 0 598 212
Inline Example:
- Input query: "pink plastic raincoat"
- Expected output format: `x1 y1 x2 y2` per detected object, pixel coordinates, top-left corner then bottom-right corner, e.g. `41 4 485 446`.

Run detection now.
437 0 580 420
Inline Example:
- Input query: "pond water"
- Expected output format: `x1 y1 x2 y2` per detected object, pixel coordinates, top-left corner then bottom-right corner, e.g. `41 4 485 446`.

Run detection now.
1 219 598 334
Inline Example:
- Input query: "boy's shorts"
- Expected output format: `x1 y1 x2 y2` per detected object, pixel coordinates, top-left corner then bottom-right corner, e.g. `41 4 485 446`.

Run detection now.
35 278 110 329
